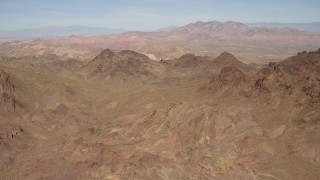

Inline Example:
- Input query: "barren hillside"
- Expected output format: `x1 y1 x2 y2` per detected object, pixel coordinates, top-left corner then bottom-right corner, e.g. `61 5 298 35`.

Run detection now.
0 48 319 179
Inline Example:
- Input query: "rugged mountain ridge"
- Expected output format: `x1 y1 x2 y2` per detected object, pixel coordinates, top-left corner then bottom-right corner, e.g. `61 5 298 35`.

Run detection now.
82 49 250 83
0 48 319 179
253 49 320 104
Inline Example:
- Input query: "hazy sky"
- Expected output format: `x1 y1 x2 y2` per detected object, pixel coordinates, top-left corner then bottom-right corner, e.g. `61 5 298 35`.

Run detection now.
1 0 319 31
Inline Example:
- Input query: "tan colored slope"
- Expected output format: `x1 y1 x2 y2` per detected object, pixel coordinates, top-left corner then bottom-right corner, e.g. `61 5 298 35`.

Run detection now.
0 40 96 61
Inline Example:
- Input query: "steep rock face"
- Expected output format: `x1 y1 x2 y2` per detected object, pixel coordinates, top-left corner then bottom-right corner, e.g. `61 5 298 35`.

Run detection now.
83 49 160 79
0 69 16 112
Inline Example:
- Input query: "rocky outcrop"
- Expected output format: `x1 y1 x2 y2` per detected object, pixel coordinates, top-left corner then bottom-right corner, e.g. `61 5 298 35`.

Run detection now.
0 69 16 112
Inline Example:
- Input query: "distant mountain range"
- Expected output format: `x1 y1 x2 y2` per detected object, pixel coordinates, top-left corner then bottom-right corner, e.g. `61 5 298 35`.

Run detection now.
1 20 320 64
1 21 320 44
247 22 320 33
0 25 126 43
175 21 303 35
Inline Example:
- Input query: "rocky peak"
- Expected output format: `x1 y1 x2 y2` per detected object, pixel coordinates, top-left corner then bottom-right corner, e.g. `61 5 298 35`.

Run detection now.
93 49 115 61
178 54 198 63
175 54 199 67
214 51 245 67
216 51 237 60
84 49 157 79
100 49 115 56
179 54 196 59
